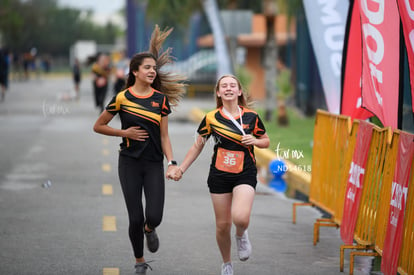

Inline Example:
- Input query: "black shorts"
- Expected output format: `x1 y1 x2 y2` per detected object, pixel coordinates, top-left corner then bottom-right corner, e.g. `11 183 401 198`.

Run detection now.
207 166 257 194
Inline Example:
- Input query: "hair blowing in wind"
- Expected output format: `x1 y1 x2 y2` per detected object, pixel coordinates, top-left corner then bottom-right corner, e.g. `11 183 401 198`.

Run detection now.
149 25 187 107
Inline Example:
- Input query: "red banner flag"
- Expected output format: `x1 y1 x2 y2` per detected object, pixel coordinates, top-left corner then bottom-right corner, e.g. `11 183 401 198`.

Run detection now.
340 121 374 244
397 0 414 113
341 0 373 120
381 131 414 275
359 0 400 129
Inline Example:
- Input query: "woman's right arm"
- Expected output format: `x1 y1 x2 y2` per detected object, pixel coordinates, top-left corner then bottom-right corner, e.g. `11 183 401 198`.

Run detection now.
93 110 148 140
174 135 206 179
93 110 124 137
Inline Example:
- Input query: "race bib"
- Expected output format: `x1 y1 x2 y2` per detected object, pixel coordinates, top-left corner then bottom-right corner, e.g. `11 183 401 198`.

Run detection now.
215 148 244 174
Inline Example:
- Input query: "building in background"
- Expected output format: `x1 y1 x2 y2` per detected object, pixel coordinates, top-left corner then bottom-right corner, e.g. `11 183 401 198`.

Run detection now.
69 41 97 66
125 0 327 115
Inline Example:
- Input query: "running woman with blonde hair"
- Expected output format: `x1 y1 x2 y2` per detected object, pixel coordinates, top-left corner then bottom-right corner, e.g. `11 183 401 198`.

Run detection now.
171 74 270 275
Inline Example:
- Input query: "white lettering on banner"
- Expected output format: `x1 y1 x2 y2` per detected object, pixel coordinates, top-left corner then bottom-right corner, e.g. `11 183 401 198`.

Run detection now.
362 24 384 64
390 211 398 227
347 188 356 201
331 53 343 76
320 0 341 24
404 0 414 52
390 181 409 210
368 63 383 105
303 0 349 113
361 0 385 106
318 0 344 76
404 0 414 20
361 0 384 24
325 26 344 76
348 162 365 188
356 96 363 108
410 31 414 53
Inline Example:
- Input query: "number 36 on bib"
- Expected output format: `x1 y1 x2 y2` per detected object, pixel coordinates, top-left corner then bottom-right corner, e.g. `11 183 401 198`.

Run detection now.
215 148 244 174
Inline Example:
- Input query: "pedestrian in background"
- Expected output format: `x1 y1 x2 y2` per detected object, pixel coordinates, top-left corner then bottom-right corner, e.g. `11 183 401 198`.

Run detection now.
93 25 185 275
72 58 81 100
0 48 10 102
91 53 111 112
113 50 129 96
171 74 270 275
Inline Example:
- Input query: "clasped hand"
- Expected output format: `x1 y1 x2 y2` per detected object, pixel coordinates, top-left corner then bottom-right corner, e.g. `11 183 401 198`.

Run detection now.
166 166 183 181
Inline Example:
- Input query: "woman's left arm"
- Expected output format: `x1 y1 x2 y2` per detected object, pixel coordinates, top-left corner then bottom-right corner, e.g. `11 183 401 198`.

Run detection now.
160 116 176 178
160 116 174 160
255 133 270 148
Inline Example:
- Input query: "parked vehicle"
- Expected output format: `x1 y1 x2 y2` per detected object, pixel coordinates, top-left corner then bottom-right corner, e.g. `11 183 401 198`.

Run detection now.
163 50 217 85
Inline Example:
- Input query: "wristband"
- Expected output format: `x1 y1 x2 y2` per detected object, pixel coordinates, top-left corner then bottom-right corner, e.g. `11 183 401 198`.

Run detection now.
168 160 177 166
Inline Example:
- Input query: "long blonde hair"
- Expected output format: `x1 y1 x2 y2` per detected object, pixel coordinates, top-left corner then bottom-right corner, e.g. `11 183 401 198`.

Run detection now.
214 74 253 109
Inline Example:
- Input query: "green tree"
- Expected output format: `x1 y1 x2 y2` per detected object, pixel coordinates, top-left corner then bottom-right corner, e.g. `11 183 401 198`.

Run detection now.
0 0 27 51
278 0 302 125
0 0 122 57
144 0 233 76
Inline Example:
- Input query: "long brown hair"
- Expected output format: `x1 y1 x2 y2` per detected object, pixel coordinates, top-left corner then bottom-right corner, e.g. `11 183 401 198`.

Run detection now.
214 74 252 109
124 25 186 107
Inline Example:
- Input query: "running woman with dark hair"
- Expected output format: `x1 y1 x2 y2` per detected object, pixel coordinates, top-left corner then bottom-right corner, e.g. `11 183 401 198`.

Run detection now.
93 25 185 274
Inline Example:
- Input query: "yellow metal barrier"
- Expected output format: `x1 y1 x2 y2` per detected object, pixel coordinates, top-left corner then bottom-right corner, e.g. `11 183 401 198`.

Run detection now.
398 148 414 275
281 108 414 274
368 132 400 260
313 119 359 245
292 109 356 245
354 126 392 245
374 131 400 256
309 110 352 214
339 125 393 274
189 107 206 123
333 120 359 225
186 84 215 98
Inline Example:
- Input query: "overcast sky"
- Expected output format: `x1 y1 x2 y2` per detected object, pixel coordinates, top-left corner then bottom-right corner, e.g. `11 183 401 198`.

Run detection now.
57 0 125 26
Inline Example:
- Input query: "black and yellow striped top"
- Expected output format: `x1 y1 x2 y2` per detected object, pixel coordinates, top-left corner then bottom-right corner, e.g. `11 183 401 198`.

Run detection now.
197 106 266 172
106 88 171 161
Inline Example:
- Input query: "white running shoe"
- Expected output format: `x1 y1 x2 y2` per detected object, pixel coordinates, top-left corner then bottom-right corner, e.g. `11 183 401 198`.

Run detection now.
135 262 152 274
236 230 252 261
221 262 233 275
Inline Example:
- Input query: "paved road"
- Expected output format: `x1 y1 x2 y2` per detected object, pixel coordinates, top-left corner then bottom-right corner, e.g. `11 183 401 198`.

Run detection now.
0 75 371 274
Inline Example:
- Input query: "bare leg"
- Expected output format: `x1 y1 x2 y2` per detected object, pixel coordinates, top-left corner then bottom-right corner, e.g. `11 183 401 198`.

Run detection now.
0 85 5 102
232 185 255 237
210 193 232 263
75 84 80 100
136 257 145 263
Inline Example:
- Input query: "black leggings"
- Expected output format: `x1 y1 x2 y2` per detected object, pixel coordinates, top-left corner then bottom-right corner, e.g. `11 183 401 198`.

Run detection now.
93 84 107 112
118 155 165 258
